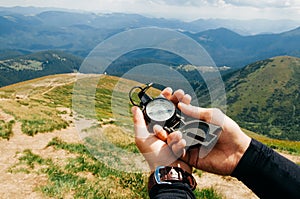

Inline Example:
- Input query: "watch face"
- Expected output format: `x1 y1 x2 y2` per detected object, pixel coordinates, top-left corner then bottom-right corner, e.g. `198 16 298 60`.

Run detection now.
145 98 176 122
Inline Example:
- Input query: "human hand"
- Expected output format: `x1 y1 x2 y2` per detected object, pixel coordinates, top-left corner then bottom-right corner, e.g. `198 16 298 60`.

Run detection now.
157 88 251 175
132 91 192 173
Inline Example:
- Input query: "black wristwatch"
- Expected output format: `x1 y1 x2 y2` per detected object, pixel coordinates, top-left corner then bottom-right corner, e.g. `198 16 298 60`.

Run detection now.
148 166 197 191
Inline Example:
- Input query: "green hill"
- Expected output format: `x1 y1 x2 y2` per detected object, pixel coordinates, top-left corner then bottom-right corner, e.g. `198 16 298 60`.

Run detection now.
225 56 300 140
0 50 82 87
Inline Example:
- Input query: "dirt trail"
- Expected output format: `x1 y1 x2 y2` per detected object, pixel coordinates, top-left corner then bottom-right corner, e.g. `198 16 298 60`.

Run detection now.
0 109 299 198
0 109 14 122
0 118 81 199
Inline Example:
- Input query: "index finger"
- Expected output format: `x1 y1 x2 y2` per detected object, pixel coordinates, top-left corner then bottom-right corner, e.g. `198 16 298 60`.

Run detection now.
160 87 173 99
132 106 149 139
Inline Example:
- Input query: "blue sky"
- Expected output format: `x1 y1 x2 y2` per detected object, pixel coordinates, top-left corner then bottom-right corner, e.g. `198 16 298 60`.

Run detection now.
1 0 300 21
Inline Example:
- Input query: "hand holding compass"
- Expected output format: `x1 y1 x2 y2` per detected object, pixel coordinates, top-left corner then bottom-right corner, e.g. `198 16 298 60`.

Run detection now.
129 83 222 158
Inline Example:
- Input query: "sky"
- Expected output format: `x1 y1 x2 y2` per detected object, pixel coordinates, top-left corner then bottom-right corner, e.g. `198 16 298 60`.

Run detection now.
0 0 300 21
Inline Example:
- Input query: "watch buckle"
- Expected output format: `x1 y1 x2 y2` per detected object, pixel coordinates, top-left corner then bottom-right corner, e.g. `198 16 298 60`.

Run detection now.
154 166 172 185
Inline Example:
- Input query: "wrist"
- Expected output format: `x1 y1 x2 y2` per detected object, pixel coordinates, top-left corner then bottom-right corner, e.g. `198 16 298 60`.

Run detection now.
148 165 197 193
150 160 192 174
231 133 251 174
169 160 193 174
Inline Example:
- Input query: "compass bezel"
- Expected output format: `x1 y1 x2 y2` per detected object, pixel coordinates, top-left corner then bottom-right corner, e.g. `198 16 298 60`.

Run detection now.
145 98 176 122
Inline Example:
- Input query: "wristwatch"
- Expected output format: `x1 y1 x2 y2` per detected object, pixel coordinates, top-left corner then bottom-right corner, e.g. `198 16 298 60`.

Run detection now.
148 166 197 191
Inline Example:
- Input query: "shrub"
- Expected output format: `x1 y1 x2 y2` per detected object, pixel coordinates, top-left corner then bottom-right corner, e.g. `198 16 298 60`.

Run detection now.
0 120 15 140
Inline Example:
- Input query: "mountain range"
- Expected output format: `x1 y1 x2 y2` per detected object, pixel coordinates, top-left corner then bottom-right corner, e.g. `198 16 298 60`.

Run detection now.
1 6 299 35
0 7 300 68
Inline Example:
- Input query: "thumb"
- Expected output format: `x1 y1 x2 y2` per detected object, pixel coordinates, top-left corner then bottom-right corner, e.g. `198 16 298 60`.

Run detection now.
131 106 149 139
178 102 225 126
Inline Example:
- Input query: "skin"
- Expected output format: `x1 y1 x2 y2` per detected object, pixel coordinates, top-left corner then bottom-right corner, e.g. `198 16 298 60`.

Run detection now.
132 87 251 175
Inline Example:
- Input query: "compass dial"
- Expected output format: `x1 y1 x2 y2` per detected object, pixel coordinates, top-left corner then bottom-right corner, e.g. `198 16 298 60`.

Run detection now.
145 98 176 122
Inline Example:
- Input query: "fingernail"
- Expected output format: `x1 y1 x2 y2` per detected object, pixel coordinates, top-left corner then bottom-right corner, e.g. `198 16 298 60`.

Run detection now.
165 87 172 92
153 124 162 132
177 131 183 139
131 106 137 114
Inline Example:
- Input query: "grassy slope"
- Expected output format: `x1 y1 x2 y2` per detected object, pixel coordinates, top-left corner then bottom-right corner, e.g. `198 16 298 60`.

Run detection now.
1 72 300 153
0 74 151 198
244 128 300 156
226 56 300 140
227 56 297 113
1 73 299 199
0 74 75 136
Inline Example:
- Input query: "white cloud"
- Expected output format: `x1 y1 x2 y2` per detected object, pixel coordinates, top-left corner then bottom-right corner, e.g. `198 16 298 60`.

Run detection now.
150 0 300 8
0 0 300 21
224 0 300 8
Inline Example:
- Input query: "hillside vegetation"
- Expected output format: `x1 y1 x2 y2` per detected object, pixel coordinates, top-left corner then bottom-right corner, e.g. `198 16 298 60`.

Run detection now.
225 56 300 140
0 50 82 87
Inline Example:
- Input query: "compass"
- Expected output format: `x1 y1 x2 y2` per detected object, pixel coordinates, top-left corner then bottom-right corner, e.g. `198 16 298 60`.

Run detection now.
129 83 222 156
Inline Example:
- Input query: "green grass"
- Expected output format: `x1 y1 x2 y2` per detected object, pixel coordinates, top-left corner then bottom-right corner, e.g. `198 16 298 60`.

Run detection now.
226 56 300 140
102 125 139 153
21 117 68 136
0 75 75 137
194 187 223 199
0 74 159 138
45 76 131 123
0 97 69 136
0 120 15 140
43 83 74 108
8 149 52 174
9 137 223 199
10 137 148 199
244 128 300 156
193 169 203 177
10 138 222 199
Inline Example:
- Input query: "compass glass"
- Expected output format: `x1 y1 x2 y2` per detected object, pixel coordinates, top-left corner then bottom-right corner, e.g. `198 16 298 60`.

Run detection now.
145 98 176 122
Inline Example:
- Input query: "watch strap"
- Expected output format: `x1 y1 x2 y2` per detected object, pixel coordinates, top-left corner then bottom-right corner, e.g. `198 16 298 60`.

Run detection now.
148 166 197 191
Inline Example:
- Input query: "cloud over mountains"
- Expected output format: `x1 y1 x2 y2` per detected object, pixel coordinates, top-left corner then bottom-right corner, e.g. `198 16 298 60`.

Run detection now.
1 0 300 21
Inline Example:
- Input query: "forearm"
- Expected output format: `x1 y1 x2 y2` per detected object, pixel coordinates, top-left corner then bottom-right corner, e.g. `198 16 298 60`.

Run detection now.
149 182 196 199
231 139 300 199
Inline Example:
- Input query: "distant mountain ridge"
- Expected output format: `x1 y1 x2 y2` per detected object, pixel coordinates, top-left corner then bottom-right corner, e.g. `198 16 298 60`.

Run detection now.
1 6 299 35
0 7 299 68
188 27 300 67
